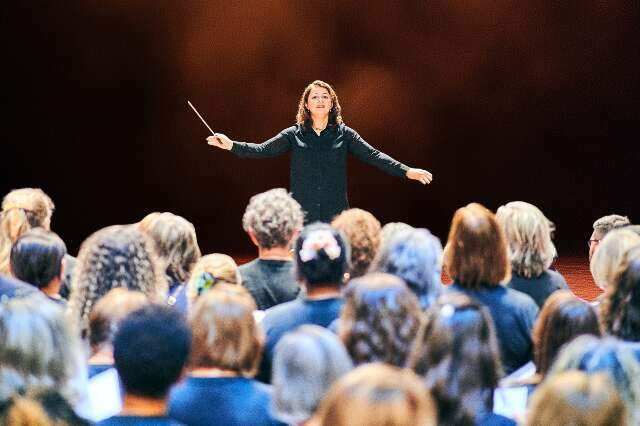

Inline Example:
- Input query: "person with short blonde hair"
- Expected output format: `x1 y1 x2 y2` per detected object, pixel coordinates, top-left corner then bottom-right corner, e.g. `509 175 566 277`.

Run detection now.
239 188 303 310
186 253 241 308
169 285 281 426
331 208 381 278
139 211 201 311
496 201 568 308
314 363 437 426
444 203 539 374
526 371 626 426
590 228 640 292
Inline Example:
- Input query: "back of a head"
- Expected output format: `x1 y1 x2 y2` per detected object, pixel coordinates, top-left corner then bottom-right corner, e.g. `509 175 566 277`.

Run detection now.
242 188 304 249
372 227 443 309
68 225 167 334
533 290 600 377
315 363 436 426
443 203 510 289
139 212 201 283
601 245 640 341
190 284 262 376
339 273 422 367
526 371 626 426
10 228 67 290
272 325 353 424
549 335 640 425
590 229 640 290
0 294 84 406
408 292 501 425
294 223 350 286
88 288 149 351
495 201 556 278
592 214 631 240
113 304 191 399
331 208 381 278
186 253 241 306
0 188 55 275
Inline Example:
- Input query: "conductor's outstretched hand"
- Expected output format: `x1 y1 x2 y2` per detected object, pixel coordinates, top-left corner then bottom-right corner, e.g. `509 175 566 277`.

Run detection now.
207 134 233 150
406 168 433 185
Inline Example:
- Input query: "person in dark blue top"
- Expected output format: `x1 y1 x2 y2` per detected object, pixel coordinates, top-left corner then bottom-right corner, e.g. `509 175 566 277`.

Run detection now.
206 80 433 223
257 222 350 383
98 304 191 426
443 203 539 375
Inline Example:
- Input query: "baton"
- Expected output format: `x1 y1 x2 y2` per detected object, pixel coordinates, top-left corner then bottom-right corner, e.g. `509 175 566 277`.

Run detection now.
187 100 217 136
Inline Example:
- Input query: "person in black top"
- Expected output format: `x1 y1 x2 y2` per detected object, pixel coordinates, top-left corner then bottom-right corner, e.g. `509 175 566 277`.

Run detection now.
98 304 191 426
207 80 433 223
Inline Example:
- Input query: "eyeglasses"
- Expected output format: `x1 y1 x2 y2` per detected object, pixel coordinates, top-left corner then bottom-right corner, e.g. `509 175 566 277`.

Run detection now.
587 239 600 248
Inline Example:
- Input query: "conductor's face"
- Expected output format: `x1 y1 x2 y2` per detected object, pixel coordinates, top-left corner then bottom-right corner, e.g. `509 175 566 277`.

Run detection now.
305 87 332 117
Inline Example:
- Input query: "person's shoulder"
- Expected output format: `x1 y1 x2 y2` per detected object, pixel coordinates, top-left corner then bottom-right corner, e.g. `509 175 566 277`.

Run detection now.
262 298 304 328
238 258 259 273
544 269 569 288
280 125 298 136
0 274 37 299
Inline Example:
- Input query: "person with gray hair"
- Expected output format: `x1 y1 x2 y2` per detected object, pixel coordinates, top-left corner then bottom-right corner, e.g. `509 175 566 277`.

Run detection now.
0 294 88 416
589 214 631 260
239 188 304 310
371 227 442 309
496 201 569 308
272 325 353 425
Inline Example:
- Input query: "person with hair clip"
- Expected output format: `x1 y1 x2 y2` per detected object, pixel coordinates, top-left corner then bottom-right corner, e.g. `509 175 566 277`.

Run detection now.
206 80 432 223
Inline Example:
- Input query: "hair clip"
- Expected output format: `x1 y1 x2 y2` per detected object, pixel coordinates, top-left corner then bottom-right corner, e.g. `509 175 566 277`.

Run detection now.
299 230 341 262
196 271 217 296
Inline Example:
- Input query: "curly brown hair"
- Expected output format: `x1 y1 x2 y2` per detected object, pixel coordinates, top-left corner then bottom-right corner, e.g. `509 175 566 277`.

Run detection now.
339 273 423 367
295 80 343 129
601 245 640 341
331 208 381 279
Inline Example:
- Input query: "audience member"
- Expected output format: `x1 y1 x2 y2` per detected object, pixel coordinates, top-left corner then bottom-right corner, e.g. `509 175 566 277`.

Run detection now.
239 188 303 310
339 273 422 367
588 214 631 261
98 304 191 425
0 294 88 416
258 223 350 383
600 245 640 342
590 229 640 304
549 335 640 425
271 325 352 425
331 208 380 278
139 212 201 312
371 227 443 309
409 292 514 426
10 228 67 304
185 253 241 307
68 225 167 336
314 363 436 426
168 285 283 426
526 371 626 426
0 388 90 426
496 201 568 308
380 222 414 246
444 203 539 374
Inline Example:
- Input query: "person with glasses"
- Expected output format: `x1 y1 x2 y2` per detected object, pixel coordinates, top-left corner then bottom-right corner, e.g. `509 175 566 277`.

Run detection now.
588 214 630 261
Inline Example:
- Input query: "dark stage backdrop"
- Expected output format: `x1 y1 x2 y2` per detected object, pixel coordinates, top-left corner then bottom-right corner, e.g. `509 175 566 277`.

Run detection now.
3 1 639 257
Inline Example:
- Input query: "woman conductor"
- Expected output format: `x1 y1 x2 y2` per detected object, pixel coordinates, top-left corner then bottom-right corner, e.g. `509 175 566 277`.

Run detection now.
207 80 432 223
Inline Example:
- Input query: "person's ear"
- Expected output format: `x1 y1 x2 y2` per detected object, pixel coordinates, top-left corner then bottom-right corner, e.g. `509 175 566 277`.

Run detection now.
59 257 65 280
247 229 260 247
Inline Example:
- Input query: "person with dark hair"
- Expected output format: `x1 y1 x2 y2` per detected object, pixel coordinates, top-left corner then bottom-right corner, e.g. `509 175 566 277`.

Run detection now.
371 227 443 309
98 304 191 425
169 285 282 426
239 188 303 310
339 273 423 367
443 203 539 374
206 80 432 223
408 293 514 426
258 223 350 383
9 228 67 304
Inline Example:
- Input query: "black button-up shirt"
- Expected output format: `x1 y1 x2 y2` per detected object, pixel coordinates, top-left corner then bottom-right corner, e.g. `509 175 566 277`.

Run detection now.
230 123 409 223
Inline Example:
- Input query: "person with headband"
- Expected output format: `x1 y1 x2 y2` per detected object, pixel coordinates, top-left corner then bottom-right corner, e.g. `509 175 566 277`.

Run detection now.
206 80 433 223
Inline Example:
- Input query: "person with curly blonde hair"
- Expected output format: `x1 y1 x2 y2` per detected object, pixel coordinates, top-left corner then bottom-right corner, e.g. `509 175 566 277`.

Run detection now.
186 253 241 309
239 188 303 310
206 80 432 223
67 225 167 336
331 208 381 278
139 212 201 311
496 201 568 308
